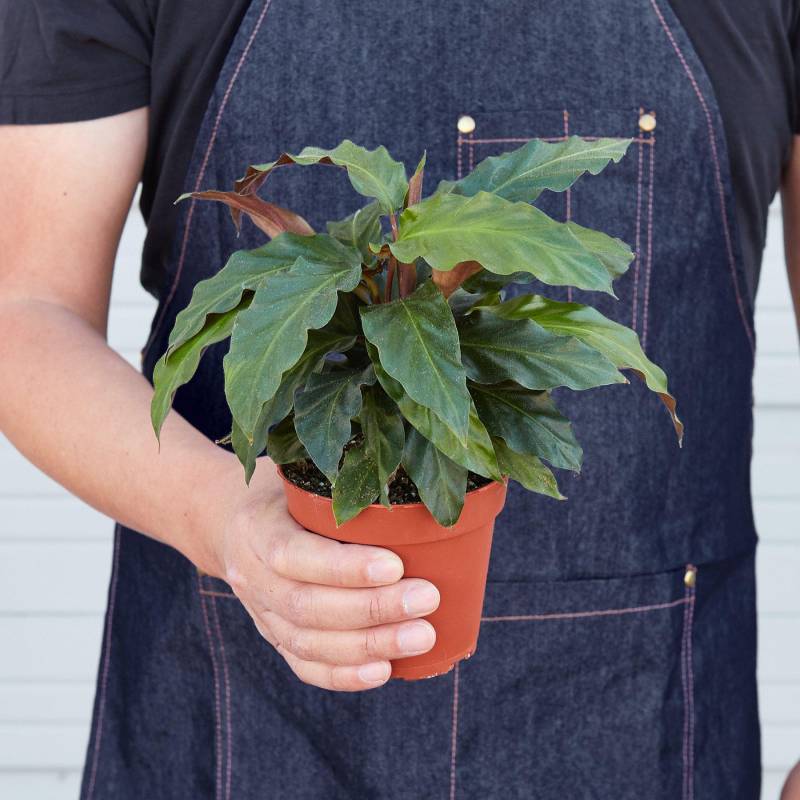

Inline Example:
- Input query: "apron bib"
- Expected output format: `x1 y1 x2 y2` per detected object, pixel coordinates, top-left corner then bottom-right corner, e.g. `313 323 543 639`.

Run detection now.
82 2 761 797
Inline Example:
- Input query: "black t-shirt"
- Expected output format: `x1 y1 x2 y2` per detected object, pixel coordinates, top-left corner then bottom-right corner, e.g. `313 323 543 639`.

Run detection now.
2 0 799 302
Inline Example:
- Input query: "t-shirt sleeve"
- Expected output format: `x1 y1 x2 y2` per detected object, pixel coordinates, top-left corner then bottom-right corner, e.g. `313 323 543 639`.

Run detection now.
0 0 152 124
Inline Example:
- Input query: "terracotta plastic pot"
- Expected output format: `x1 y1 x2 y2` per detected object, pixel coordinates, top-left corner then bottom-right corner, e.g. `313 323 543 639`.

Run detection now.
279 467 507 680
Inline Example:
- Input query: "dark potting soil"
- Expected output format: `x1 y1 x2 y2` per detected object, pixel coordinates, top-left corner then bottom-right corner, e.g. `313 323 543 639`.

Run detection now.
282 459 492 505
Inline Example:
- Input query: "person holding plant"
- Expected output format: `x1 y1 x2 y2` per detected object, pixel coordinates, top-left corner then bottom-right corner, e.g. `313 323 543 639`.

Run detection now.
2 1 799 798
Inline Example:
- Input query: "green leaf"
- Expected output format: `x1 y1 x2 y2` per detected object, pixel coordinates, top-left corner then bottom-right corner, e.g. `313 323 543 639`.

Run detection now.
440 136 631 202
492 436 564 500
223 255 362 437
370 351 501 480
469 381 582 471
360 280 471 443
151 299 248 439
332 444 381 525
389 192 614 294
461 269 532 294
267 416 309 465
326 202 384 263
359 386 405 507
231 328 358 481
294 367 374 482
239 140 408 214
402 428 468 527
167 233 359 353
490 295 682 441
458 310 625 391
565 221 634 283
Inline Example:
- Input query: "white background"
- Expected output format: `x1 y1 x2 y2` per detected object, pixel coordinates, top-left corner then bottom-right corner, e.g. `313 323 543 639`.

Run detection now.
0 197 798 798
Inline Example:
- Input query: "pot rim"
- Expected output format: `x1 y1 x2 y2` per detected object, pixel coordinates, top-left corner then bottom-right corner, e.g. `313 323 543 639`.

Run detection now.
277 464 508 543
277 464 505 513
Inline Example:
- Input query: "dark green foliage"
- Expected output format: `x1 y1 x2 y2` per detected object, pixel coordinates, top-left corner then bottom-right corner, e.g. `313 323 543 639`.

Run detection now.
153 138 680 525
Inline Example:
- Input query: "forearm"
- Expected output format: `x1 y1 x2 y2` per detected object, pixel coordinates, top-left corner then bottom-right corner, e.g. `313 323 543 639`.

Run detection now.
0 297 257 575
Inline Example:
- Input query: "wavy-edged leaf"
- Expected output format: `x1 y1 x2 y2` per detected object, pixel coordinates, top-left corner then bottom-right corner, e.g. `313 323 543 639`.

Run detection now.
402 427 468 527
389 192 613 294
492 437 564 500
440 136 631 202
326 202 383 263
565 221 634 282
151 299 248 439
470 381 582 471
267 416 309 465
458 310 625 391
360 280 471 443
461 269 532 294
370 351 501 480
332 444 381 525
238 140 408 214
176 190 314 238
294 366 374 482
359 386 405 506
231 328 358 481
490 294 682 440
224 256 362 437
167 233 360 353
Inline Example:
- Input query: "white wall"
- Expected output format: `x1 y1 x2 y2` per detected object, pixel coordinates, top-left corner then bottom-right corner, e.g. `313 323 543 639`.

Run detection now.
0 198 797 798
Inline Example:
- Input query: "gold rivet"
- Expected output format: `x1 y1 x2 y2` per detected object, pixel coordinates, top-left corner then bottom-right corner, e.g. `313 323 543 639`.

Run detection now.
639 112 656 132
457 115 476 135
684 567 696 588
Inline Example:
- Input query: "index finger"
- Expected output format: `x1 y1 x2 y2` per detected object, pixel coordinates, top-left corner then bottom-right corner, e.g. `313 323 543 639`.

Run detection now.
264 527 405 588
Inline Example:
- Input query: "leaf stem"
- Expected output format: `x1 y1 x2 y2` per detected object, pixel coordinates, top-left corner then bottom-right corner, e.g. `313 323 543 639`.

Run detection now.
384 256 397 302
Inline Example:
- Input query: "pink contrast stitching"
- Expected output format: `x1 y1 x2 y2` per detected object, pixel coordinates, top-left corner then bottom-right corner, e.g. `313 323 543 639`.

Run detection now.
200 589 238 599
210 596 233 800
641 130 656 348
449 662 461 800
680 566 698 800
142 0 276 359
85 529 122 800
199 578 224 800
632 109 645 331
468 134 475 173
648 0 754 352
465 135 655 145
457 130 463 180
481 595 689 623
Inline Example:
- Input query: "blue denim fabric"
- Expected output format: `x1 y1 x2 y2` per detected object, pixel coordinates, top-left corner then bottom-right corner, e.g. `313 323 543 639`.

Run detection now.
81 1 761 797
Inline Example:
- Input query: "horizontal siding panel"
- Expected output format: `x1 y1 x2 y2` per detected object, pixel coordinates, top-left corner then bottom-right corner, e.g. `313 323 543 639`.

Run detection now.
0 684 95 724
0 497 112 541
753 355 800 407
0 543 112 614
759 616 800 683
0 618 103 682
755 308 800 356
756 544 800 614
754 499 800 541
0 772 82 799
0 724 89 770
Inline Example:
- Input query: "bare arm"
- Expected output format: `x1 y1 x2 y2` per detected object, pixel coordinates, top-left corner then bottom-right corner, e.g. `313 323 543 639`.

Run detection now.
0 112 438 690
780 135 800 334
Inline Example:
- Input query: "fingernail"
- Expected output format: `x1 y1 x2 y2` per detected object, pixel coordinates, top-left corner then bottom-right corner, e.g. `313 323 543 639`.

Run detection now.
403 584 440 616
397 621 436 655
358 661 391 684
367 555 403 583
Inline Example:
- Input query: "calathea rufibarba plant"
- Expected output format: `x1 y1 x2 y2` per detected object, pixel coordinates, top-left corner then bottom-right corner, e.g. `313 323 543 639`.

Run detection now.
151 138 682 527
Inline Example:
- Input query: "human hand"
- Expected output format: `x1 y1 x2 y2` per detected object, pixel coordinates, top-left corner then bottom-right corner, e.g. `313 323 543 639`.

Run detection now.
207 459 439 691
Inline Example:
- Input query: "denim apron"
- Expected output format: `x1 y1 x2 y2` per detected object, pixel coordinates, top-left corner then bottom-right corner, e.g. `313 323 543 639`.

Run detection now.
81 1 761 797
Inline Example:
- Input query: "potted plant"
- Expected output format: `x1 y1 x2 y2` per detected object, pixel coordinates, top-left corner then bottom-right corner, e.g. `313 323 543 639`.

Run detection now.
151 137 682 680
